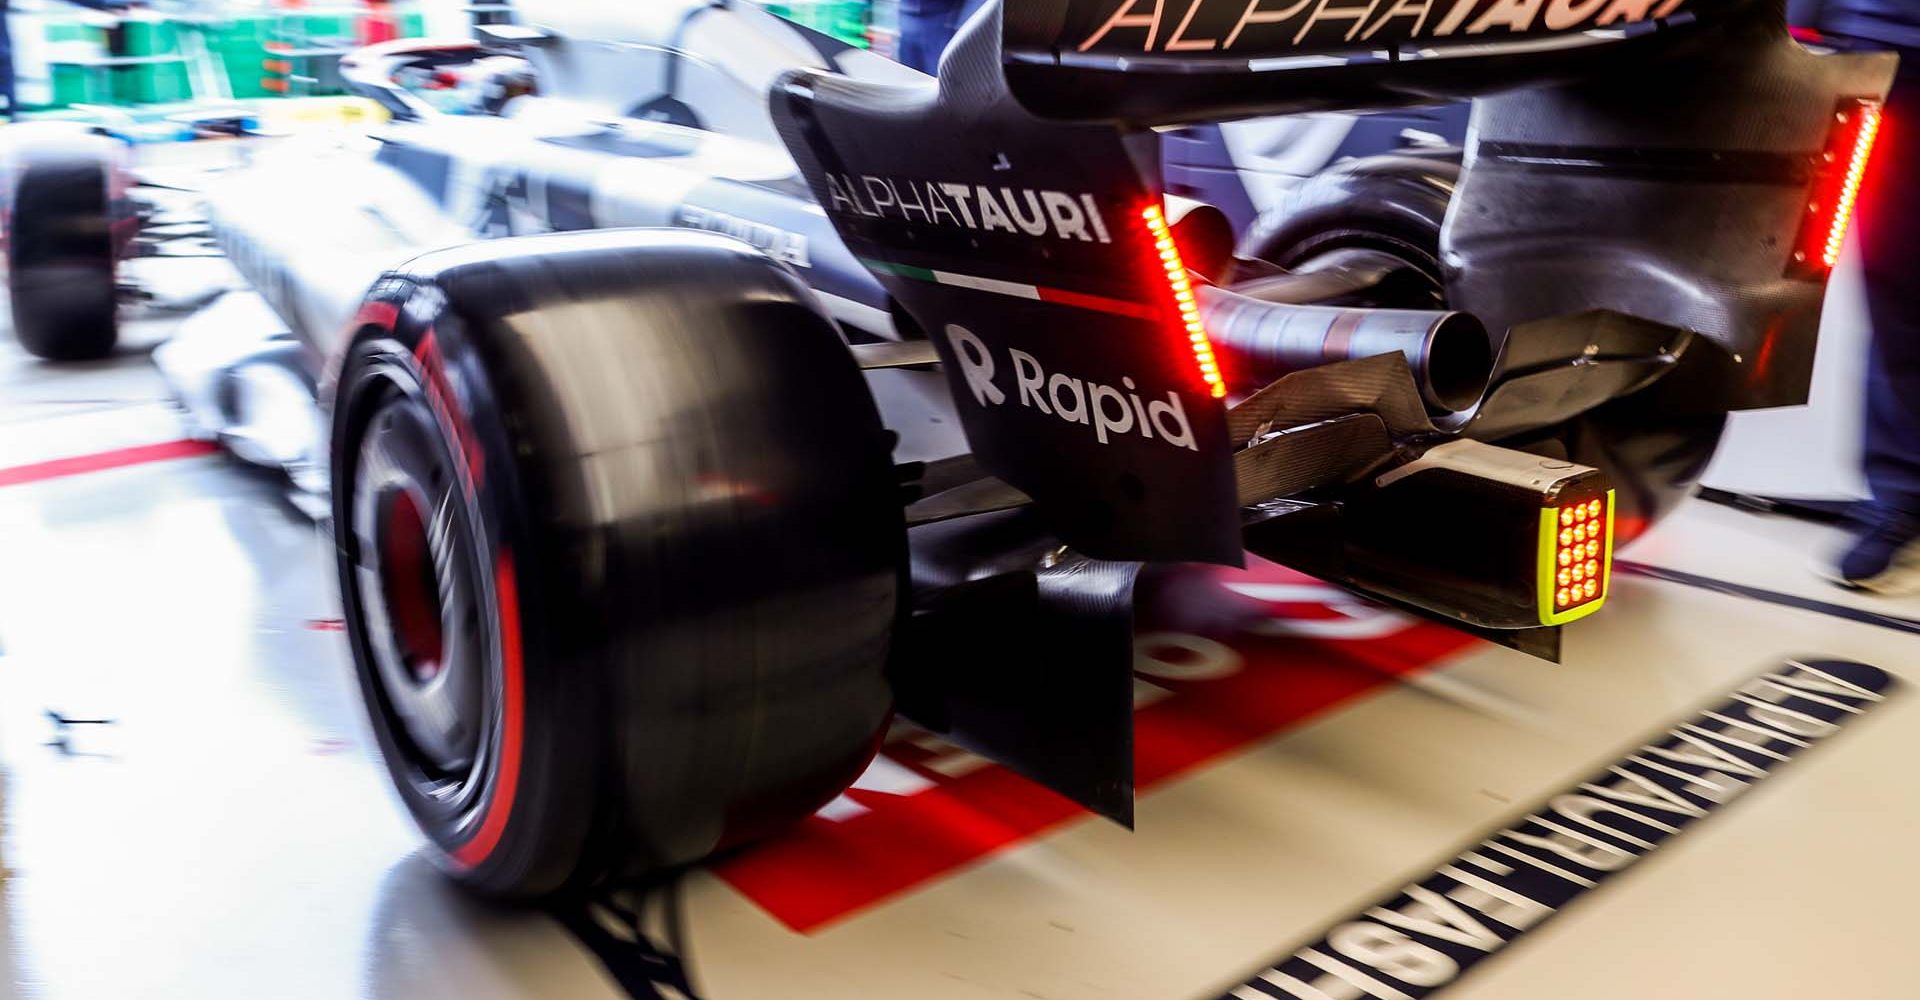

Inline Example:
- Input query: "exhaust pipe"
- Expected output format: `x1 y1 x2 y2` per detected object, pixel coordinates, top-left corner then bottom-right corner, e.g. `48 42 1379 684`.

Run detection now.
1199 286 1494 415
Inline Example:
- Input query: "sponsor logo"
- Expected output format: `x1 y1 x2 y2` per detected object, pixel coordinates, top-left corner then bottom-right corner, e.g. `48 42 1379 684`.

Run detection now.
946 324 1199 450
674 204 812 268
1220 658 1896 1000
1078 0 1688 53
822 173 1114 243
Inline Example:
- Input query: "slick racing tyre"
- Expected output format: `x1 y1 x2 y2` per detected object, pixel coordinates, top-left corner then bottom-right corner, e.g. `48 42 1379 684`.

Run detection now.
1527 392 1728 546
331 231 903 897
5 129 123 361
1240 153 1457 311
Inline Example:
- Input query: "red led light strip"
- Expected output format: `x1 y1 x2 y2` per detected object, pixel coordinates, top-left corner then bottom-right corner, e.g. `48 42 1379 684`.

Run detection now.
1795 99 1883 275
1141 204 1226 399
1552 497 1608 611
1823 102 1881 268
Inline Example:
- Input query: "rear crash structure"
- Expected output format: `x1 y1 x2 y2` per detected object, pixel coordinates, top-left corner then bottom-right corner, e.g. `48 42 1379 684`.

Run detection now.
191 0 1894 896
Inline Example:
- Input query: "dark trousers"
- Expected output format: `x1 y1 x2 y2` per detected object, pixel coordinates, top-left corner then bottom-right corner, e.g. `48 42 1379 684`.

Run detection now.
1 15 15 120
1861 62 1920 511
897 0 984 75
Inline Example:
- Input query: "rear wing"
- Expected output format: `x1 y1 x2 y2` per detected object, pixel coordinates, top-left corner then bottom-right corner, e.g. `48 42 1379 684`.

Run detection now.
1003 0 1753 123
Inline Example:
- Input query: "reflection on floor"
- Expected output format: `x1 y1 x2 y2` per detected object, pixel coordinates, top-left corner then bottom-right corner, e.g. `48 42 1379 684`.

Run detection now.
1 326 1917 1000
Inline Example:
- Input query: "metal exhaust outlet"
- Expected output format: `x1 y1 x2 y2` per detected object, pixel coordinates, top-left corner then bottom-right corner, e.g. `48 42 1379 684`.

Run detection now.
1198 286 1494 415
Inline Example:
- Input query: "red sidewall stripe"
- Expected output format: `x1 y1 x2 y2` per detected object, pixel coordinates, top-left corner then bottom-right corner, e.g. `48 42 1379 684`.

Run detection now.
401 313 519 870
0 438 222 489
451 552 526 869
355 300 402 332
412 330 487 492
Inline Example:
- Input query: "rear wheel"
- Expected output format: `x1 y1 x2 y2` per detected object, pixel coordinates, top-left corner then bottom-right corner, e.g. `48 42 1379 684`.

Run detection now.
5 133 122 361
1240 153 1457 312
1255 201 1721 542
332 231 903 897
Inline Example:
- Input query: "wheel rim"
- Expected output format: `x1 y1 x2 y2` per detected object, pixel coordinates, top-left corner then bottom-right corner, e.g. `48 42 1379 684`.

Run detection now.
351 391 491 806
378 489 445 685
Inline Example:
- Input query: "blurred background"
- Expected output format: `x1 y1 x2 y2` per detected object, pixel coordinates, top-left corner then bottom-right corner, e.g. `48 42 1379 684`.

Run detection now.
3 0 888 132
0 3 1915 999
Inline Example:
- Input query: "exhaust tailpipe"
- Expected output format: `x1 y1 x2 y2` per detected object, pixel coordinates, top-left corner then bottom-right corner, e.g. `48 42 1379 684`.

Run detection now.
1200 286 1494 415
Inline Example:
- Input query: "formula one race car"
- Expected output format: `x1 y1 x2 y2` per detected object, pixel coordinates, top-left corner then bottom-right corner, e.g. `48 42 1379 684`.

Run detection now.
173 0 1891 896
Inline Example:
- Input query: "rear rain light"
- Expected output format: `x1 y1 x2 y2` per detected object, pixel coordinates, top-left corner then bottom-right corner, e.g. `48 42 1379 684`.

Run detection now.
1141 204 1226 399
1792 98 1883 277
1539 490 1614 625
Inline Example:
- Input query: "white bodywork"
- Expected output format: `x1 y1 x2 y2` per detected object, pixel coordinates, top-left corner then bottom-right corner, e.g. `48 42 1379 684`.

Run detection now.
506 0 920 146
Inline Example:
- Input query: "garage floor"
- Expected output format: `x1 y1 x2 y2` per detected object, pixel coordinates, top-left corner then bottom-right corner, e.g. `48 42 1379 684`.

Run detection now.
3 286 1918 1000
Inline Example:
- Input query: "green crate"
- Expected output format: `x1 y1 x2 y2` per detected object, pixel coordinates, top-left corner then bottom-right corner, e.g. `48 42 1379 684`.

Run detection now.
41 17 192 107
209 17 275 100
42 19 106 108
48 63 89 109
119 20 192 104
37 11 429 108
766 1 869 47
256 12 426 96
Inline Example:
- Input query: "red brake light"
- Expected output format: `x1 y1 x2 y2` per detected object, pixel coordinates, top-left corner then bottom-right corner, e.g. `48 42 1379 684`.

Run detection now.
1141 204 1226 399
1794 99 1882 276
1540 491 1613 624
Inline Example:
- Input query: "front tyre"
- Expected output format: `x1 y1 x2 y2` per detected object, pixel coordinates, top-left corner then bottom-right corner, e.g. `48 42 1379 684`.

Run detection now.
332 232 903 897
5 130 124 361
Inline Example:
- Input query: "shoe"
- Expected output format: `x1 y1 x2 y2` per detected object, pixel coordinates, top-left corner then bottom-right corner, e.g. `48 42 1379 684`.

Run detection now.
1824 503 1920 594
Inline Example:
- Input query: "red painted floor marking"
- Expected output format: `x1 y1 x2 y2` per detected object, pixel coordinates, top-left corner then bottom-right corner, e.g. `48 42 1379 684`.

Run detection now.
714 560 1480 932
0 439 221 489
308 736 354 755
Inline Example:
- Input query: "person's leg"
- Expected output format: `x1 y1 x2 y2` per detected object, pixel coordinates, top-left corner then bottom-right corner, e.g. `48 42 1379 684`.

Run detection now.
897 0 959 75
0 16 16 122
1835 63 1920 589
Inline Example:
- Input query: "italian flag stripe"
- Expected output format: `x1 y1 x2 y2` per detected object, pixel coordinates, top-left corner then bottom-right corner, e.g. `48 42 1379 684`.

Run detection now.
1034 286 1158 320
861 258 935 281
930 269 1040 300
859 257 1157 320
